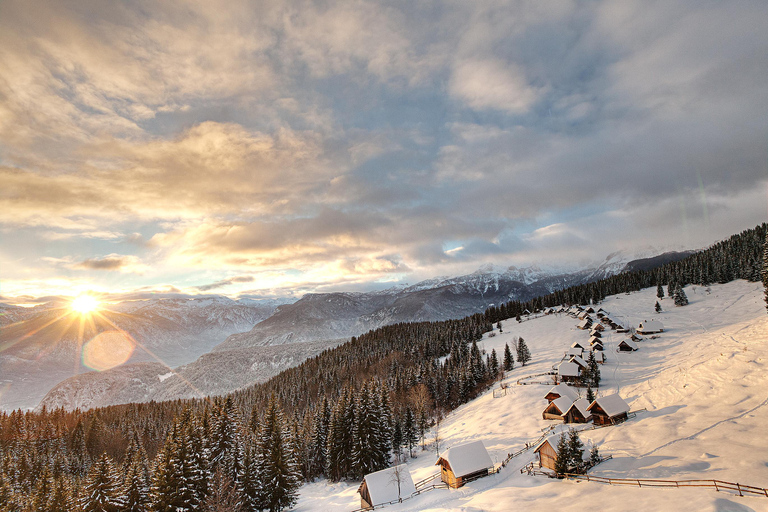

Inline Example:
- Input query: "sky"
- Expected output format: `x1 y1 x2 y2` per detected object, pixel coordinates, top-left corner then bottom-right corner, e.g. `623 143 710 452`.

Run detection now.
0 0 766 303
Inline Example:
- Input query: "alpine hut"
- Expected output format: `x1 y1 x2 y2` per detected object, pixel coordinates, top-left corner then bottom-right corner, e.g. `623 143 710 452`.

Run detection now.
617 339 638 352
358 465 416 510
557 361 581 383
543 396 573 420
587 394 630 425
564 397 593 424
637 320 664 334
568 354 588 370
571 341 588 350
587 336 602 346
544 384 578 402
435 441 493 488
534 433 592 472
576 318 592 330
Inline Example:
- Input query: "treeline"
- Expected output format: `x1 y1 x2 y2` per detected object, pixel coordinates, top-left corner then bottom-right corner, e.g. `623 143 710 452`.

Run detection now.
0 223 765 511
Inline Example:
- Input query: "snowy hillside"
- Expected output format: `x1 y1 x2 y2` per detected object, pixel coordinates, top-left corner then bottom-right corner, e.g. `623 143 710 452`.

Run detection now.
295 280 768 511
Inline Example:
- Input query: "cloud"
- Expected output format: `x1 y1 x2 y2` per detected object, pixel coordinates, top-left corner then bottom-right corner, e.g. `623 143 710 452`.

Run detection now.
74 254 147 273
195 275 256 292
450 59 541 113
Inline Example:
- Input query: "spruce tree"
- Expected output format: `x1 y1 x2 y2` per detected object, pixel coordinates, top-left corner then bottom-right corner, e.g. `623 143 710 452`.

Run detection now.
402 407 418 458
553 435 570 475
237 444 263 512
673 285 689 306
503 343 514 371
586 385 595 404
567 429 585 474
258 395 300 512
47 477 73 512
586 351 600 387
80 453 124 512
655 301 661 313
516 338 531 366
489 348 500 380
656 282 664 300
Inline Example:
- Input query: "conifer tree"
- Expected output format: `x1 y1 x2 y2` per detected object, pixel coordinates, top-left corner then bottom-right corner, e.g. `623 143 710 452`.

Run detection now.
553 435 570 475
673 285 689 306
237 444 262 512
655 301 662 313
258 395 300 512
310 397 330 479
503 343 514 371
586 351 600 387
80 453 124 512
402 407 418 458
656 282 664 300
586 385 595 404
31 466 53 512
567 429 585 474
47 476 73 512
516 338 531 366
489 348 500 380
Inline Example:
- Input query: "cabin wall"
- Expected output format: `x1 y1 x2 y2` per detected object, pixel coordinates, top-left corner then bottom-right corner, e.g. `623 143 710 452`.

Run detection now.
441 465 458 488
538 442 558 470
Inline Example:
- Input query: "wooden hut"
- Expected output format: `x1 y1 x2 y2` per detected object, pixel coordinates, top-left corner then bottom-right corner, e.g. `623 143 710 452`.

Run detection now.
637 320 664 334
542 396 573 420
587 335 602 346
557 361 580 383
577 318 592 330
564 397 592 424
571 341 588 350
590 340 604 352
534 435 560 471
630 334 643 342
568 354 587 369
618 339 638 352
566 347 583 358
358 464 416 510
585 307 595 314
587 394 630 426
545 384 578 403
435 441 493 489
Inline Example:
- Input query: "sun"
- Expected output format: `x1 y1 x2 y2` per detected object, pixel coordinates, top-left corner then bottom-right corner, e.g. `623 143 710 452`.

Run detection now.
71 295 100 315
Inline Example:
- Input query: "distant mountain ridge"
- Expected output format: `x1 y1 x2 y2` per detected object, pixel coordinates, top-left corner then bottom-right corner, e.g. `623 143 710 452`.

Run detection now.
33 247 688 411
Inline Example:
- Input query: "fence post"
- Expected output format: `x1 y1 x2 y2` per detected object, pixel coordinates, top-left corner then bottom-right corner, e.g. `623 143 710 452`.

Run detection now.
714 481 718 492
737 483 742 497
637 480 641 488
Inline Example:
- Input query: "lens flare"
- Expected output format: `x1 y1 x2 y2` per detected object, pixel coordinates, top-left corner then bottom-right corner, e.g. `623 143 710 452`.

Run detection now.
71 295 100 315
82 330 136 371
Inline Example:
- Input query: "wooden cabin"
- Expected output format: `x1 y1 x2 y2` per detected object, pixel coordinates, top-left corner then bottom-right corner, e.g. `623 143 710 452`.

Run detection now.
571 341 588 350
568 354 587 369
577 318 592 330
435 441 493 489
358 464 416 510
585 307 595 314
630 334 643 342
615 325 629 333
545 384 578 403
543 396 573 420
564 397 592 424
566 347 583 358
587 394 630 426
557 361 581 383
592 350 606 363
587 336 602 346
577 311 591 320
534 434 591 472
637 320 664 334
590 341 604 352
618 339 638 352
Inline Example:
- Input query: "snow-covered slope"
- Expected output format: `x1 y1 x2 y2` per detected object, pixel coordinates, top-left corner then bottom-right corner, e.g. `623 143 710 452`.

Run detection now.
295 280 768 511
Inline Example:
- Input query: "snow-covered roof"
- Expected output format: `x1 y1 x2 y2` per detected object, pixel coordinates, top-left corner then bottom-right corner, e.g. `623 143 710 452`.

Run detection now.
360 464 416 505
549 396 574 415
545 384 578 401
571 341 587 349
577 311 590 320
588 394 630 417
588 336 602 345
436 440 493 477
567 347 583 357
638 320 664 333
569 355 587 368
577 319 591 329
565 397 591 418
618 339 638 350
558 361 580 377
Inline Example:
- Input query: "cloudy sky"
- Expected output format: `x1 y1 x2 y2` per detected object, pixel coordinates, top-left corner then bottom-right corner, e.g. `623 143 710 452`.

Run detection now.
1 0 766 302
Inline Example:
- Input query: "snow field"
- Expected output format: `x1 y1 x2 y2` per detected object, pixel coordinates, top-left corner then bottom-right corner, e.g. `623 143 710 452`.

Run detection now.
296 280 768 511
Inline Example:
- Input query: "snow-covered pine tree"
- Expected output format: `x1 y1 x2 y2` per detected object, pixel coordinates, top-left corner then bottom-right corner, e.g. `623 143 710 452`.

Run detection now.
489 348 500 380
352 382 379 479
237 443 263 512
122 431 151 512
553 435 570 476
503 343 514 372
673 284 689 306
586 385 595 404
79 453 125 512
210 397 240 481
47 475 73 512
567 429 585 474
258 395 300 512
586 351 600 387
402 407 418 458
656 282 664 300
655 301 661 313
375 383 394 469
516 338 531 366
31 466 53 512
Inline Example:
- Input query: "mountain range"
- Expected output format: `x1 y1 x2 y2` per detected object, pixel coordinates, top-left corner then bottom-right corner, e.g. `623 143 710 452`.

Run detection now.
3 248 693 412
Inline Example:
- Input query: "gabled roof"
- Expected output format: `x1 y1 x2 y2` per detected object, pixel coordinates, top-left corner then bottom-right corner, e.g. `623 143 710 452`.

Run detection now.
571 341 587 350
558 361 580 377
618 339 638 350
577 319 592 329
359 464 416 505
588 336 602 345
569 355 587 368
435 440 493 477
567 347 583 357
565 397 591 418
545 384 578 402
587 394 630 417
547 396 574 415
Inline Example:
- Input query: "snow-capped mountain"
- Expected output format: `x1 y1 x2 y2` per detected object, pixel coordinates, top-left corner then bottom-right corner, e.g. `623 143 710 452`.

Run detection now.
27 247 694 412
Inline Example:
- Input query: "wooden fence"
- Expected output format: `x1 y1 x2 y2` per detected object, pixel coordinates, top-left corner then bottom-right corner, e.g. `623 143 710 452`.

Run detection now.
561 474 768 498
